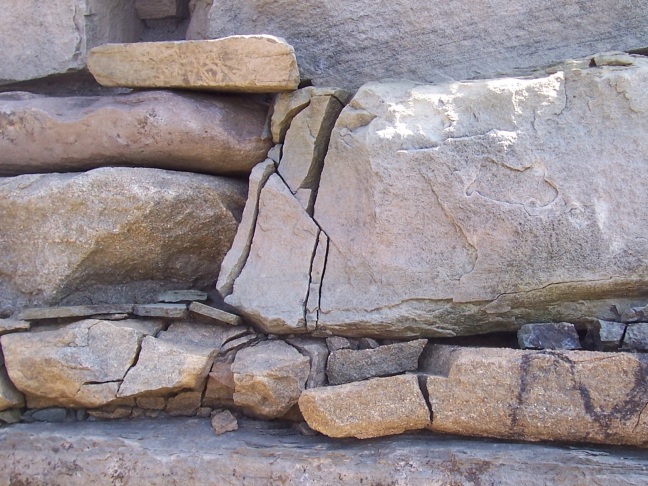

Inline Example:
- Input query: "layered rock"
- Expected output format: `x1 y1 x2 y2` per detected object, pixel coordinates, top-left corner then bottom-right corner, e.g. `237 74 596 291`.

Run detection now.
0 167 246 315
0 91 272 176
424 345 648 447
88 35 300 92
0 0 141 84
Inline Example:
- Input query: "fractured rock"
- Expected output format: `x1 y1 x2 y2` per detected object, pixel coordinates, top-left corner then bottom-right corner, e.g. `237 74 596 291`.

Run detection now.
219 334 259 354
188 302 243 327
286 337 329 388
326 336 357 352
88 35 299 93
0 167 246 316
210 409 238 435
622 323 648 351
157 321 248 351
586 319 626 351
1 319 161 408
232 341 309 419
203 355 235 408
0 90 272 177
425 345 648 447
305 231 328 330
298 374 430 439
326 339 427 385
517 323 581 350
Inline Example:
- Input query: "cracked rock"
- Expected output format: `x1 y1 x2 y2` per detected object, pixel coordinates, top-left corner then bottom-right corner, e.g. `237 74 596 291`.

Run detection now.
157 321 247 351
286 337 329 388
517 323 581 350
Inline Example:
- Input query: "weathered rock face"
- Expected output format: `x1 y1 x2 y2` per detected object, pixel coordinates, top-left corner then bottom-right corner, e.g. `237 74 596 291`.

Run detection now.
0 0 141 84
0 91 272 177
188 0 648 90
0 361 24 412
299 374 430 439
135 0 184 19
88 35 300 93
425 345 648 447
232 341 310 419
0 167 246 316
1 319 162 408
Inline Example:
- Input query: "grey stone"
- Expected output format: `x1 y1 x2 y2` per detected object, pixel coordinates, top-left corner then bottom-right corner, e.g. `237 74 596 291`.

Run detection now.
358 338 380 350
196 407 212 418
587 320 626 351
286 337 329 388
326 339 427 385
622 323 648 351
0 318 29 335
30 408 68 423
18 305 134 321
266 144 282 163
133 304 188 319
157 290 208 303
157 321 248 351
326 336 357 352
518 323 581 350
188 302 243 326
210 410 238 435
0 409 21 424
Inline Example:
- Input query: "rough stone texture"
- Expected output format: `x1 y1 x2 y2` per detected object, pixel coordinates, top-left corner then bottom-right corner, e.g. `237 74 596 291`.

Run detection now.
232 341 309 419
216 159 276 298
3 419 648 485
136 0 184 19
88 35 300 93
203 355 235 408
622 323 648 351
211 409 238 435
299 374 430 439
0 364 24 412
157 321 248 350
188 302 243 326
286 337 329 388
166 391 202 416
225 174 319 333
586 319 626 351
133 303 188 318
0 167 246 316
517 323 581 350
326 336 357 352
220 334 259 354
157 290 208 303
1 319 161 408
0 90 272 177
425 345 648 447
118 336 215 398
0 318 29 335
29 408 69 423
0 0 141 84
136 397 166 410
18 305 134 321
326 339 427 385
308 57 648 338
189 0 648 90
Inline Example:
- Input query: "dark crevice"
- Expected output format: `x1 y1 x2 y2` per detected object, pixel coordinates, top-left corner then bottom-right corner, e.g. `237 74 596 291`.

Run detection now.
303 228 321 330
416 374 433 422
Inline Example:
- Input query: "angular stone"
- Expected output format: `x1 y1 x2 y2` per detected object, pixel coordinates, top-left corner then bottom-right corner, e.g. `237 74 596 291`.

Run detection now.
197 407 212 418
88 35 299 93
136 397 167 411
0 364 24 412
286 337 329 388
326 339 427 385
232 341 309 419
211 410 238 435
358 338 380 350
219 334 259 355
157 290 208 303
310 58 648 338
157 321 247 351
1 319 160 408
517 323 581 350
118 336 215 398
166 391 202 416
0 167 246 316
30 408 68 423
225 174 319 333
19 305 134 321
188 302 243 326
203 355 235 408
586 319 626 351
190 0 648 90
0 409 21 424
425 346 648 447
622 323 648 351
0 0 141 84
0 91 271 177
299 375 430 439
133 303 188 319
326 336 357 352
0 318 29 335
266 144 282 164
216 159 276 298
136 0 183 19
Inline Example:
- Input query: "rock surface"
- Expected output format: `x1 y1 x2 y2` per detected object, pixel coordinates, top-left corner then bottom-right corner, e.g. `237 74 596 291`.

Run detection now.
157 321 248 350
326 339 427 385
286 337 329 388
188 302 243 326
299 374 430 439
0 0 141 84
18 305 134 321
1 319 161 408
586 320 626 351
0 167 246 316
232 341 309 419
88 35 300 93
622 323 648 351
203 355 235 408
425 345 648 447
0 363 24 412
0 90 272 177
210 410 238 435
517 323 581 350
189 0 648 90
0 318 29 335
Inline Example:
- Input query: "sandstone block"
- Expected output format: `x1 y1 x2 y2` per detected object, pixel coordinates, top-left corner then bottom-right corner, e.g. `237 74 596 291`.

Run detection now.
517 323 581 350
0 364 24 412
0 167 246 316
133 304 188 319
166 391 202 416
425 345 648 447
18 305 134 321
0 91 272 177
232 341 309 419
203 355 235 408
210 410 238 435
88 35 299 93
0 319 29 335
299 375 430 439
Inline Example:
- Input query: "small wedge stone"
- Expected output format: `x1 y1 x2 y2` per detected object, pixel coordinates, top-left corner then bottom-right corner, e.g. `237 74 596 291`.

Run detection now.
189 302 243 326
211 410 238 435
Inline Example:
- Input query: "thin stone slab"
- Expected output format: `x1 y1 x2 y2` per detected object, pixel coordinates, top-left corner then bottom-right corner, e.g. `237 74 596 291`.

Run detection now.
622 323 648 351
133 303 188 319
88 35 300 93
0 319 29 335
189 302 243 326
18 305 134 321
517 323 581 350
157 290 208 303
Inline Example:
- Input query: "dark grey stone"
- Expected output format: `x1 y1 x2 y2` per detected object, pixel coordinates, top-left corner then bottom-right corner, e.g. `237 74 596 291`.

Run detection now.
586 320 626 351
30 407 68 423
622 323 648 351
517 322 581 350
325 336 358 352
358 338 380 350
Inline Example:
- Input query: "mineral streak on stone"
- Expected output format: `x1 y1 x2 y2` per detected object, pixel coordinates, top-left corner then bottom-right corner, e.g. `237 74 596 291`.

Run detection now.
299 374 431 439
309 57 648 338
232 341 310 419
225 174 319 334
425 345 648 447
88 35 300 93
0 318 29 335
18 305 134 321
622 323 648 351
157 290 208 303
0 91 272 177
133 303 188 319
586 319 626 351
188 302 243 326
517 323 581 350
326 339 427 385
216 159 276 298
210 409 238 435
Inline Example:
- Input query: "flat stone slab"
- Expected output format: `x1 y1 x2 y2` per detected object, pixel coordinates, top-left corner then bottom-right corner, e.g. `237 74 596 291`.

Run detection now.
0 319 29 335
189 302 243 326
18 305 134 321
88 35 300 93
157 290 208 303
133 304 188 318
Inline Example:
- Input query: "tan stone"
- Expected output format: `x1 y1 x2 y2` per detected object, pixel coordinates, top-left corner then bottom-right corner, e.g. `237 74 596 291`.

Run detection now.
425 346 648 447
232 341 309 419
210 409 238 435
88 35 299 93
0 319 29 335
0 91 272 177
299 375 430 439
166 391 202 416
203 355 235 408
136 397 167 410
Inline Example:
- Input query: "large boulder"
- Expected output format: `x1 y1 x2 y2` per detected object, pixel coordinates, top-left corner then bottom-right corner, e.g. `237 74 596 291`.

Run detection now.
187 0 648 89
0 167 246 316
0 91 272 177
0 0 141 84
